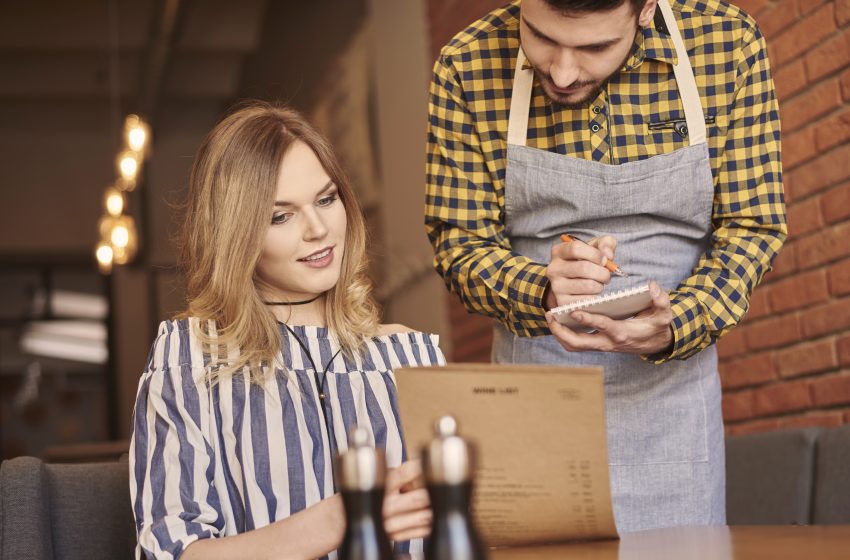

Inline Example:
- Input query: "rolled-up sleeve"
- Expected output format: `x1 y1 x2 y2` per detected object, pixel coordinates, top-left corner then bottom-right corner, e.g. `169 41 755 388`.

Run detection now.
130 322 224 559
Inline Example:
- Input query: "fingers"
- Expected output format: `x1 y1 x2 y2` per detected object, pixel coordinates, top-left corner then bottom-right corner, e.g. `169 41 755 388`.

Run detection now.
385 460 423 493
384 507 432 538
383 488 430 517
383 488 432 541
588 235 618 260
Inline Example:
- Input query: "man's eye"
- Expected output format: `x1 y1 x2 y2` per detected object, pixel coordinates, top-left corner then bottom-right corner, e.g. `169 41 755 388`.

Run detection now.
271 212 292 225
317 193 338 207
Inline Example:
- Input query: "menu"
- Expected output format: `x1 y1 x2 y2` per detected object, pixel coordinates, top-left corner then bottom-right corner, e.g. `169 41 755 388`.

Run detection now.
395 363 618 547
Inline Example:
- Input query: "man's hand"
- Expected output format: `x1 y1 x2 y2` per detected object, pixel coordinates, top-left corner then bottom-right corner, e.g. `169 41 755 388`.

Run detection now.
546 280 674 355
545 235 617 309
383 460 431 542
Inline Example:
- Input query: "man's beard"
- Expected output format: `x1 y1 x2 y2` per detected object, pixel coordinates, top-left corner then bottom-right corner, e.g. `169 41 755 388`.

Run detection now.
532 51 632 110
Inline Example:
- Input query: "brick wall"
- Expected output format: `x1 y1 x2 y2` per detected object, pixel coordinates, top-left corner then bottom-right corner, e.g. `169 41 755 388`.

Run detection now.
425 0 850 434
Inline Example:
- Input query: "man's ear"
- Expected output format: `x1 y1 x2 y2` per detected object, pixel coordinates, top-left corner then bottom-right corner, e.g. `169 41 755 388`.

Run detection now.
638 0 658 28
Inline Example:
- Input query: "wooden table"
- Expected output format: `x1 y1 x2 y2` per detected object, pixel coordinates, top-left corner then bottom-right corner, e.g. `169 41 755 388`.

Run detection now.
489 526 850 560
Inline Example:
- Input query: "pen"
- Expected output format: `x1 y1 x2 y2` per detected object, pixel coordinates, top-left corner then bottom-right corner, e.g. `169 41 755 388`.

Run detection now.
560 234 629 278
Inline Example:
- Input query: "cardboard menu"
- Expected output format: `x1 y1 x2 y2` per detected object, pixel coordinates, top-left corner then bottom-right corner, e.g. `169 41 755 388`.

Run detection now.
395 363 618 547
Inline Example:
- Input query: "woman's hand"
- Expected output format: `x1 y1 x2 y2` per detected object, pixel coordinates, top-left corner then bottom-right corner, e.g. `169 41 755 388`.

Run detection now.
383 460 432 542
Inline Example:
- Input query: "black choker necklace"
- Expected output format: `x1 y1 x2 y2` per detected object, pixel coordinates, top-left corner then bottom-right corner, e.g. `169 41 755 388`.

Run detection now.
262 294 322 306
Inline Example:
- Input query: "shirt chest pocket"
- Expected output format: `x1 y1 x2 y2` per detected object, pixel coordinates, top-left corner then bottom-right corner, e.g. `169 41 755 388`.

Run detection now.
646 113 716 140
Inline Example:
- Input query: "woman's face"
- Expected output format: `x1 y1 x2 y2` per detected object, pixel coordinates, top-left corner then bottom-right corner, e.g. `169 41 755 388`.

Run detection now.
254 140 347 302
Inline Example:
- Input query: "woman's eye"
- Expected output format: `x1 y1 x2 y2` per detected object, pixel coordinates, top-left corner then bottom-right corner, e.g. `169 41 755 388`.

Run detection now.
271 212 292 225
317 193 338 207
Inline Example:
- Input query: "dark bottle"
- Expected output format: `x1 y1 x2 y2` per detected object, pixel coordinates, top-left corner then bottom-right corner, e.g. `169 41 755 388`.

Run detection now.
423 416 488 560
337 426 394 560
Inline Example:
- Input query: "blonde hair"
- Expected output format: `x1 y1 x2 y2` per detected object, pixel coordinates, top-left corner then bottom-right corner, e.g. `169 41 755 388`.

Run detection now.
178 101 379 383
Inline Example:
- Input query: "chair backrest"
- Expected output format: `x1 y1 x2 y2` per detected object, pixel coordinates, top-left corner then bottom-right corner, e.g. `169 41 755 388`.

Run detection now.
0 455 136 560
812 424 850 524
725 427 820 525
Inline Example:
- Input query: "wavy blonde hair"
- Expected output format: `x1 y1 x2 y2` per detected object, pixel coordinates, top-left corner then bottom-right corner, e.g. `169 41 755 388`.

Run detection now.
178 101 379 383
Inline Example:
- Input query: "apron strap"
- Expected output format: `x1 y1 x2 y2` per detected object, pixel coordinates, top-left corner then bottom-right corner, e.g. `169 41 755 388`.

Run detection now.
506 0 707 147
507 47 534 147
657 0 706 145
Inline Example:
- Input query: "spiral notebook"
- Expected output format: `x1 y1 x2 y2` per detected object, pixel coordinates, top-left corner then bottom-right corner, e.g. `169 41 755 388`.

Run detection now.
550 284 652 329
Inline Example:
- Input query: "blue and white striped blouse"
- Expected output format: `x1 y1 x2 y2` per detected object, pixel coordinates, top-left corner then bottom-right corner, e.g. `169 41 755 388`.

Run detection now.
130 318 446 560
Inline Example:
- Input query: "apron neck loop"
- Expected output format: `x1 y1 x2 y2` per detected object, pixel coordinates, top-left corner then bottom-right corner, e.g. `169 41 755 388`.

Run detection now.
506 0 707 147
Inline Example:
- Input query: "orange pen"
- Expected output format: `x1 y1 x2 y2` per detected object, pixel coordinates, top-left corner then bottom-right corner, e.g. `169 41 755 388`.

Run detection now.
560 234 628 278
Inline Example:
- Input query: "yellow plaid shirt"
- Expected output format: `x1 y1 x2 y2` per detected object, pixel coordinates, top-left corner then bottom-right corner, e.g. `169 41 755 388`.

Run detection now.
425 0 786 362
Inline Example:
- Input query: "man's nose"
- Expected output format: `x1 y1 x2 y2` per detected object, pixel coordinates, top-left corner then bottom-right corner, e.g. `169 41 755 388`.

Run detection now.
549 50 580 88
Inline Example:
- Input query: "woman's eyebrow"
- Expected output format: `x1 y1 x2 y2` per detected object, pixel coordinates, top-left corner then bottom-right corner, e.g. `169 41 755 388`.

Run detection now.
274 180 335 206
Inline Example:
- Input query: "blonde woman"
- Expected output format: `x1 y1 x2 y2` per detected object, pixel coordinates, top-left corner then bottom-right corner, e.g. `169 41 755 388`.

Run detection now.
130 102 445 560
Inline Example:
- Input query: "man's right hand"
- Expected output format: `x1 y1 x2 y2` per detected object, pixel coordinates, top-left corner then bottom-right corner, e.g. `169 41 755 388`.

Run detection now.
544 235 618 309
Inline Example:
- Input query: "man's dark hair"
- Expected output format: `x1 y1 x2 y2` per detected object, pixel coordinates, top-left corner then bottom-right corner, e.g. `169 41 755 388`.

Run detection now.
543 0 649 16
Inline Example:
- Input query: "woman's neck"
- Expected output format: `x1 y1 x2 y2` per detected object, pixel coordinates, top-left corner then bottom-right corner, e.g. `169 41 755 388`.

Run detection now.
267 296 327 327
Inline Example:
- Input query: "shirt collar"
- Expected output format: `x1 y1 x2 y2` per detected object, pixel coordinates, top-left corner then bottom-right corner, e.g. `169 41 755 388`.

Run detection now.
623 24 677 71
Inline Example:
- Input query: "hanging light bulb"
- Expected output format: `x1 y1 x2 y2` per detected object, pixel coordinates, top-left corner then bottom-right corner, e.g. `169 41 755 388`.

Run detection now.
117 149 140 182
123 114 151 155
103 186 125 217
95 242 114 274
109 215 138 265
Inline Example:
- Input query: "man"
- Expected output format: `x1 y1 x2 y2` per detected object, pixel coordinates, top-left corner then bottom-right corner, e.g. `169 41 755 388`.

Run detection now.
425 0 785 532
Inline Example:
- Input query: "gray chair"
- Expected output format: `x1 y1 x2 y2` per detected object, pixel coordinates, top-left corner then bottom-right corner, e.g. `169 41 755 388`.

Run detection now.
812 424 850 524
0 455 136 560
725 427 820 524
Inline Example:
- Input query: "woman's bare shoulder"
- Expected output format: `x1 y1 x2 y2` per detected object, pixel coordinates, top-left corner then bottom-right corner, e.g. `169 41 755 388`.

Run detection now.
373 323 415 336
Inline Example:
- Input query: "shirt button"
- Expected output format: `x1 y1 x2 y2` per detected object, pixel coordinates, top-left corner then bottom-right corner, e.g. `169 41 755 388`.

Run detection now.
590 123 601 132
592 106 601 114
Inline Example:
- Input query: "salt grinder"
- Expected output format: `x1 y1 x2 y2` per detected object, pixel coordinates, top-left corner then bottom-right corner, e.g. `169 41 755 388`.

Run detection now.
338 426 393 560
423 415 488 560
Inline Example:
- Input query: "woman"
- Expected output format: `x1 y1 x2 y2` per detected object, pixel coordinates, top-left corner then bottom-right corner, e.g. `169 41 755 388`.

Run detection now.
130 101 445 559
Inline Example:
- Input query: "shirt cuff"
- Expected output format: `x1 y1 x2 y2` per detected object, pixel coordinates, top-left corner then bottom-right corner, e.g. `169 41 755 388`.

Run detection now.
642 292 708 363
506 262 550 336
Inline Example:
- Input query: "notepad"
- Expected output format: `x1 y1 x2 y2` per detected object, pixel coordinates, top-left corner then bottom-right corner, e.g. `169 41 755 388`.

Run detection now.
550 284 652 329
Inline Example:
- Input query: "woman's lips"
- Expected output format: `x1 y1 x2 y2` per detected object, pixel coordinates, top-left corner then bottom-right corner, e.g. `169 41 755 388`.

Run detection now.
298 246 334 268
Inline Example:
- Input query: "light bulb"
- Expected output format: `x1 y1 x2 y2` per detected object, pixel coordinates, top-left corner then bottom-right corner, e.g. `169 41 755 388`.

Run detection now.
111 224 130 248
104 187 125 217
95 243 113 274
117 150 140 181
124 114 151 154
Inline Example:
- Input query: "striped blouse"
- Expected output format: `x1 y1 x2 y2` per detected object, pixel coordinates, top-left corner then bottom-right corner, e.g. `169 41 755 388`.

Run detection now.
130 318 446 560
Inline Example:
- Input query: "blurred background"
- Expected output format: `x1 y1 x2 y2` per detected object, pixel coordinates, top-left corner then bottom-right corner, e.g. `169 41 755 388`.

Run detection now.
0 0 848 462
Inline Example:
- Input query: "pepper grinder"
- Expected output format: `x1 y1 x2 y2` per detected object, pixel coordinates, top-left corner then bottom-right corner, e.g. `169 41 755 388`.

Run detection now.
423 416 488 560
338 426 393 560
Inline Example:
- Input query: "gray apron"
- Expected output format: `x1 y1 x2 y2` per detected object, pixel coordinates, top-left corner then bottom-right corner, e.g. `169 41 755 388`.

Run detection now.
492 0 725 532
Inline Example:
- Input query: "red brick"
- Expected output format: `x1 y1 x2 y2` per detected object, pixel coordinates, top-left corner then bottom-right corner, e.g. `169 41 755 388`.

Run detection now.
816 109 850 153
723 389 755 421
811 373 850 406
766 243 797 280
776 339 838 378
796 221 850 269
746 286 771 321
745 314 802 351
799 0 830 15
721 352 777 389
838 0 850 26
725 418 782 436
769 268 829 313
821 181 850 224
783 127 818 170
828 256 850 296
841 68 850 101
839 334 850 367
718 326 748 359
772 3 836 66
780 80 842 134
780 411 845 430
774 58 809 101
735 0 771 17
754 379 812 415
805 29 850 81
760 0 801 40
788 144 850 200
453 330 493 362
787 195 823 237
802 298 850 337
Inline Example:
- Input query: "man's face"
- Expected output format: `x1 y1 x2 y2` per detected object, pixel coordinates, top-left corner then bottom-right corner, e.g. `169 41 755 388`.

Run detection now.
520 0 657 109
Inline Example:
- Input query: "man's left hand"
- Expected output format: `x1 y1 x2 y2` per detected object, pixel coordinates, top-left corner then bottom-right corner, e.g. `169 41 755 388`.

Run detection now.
545 280 674 355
